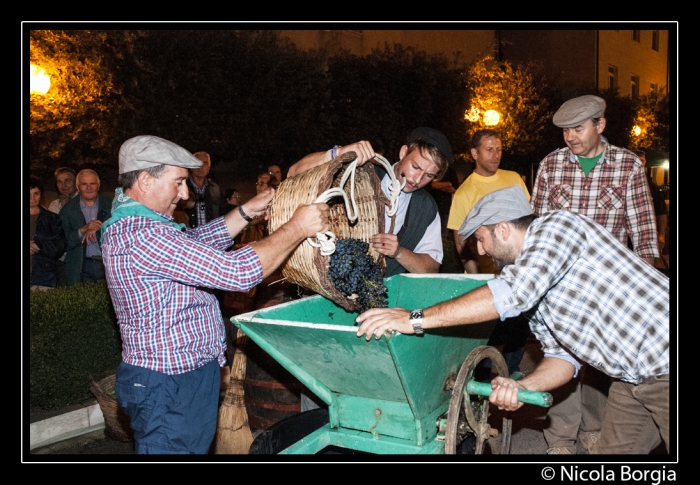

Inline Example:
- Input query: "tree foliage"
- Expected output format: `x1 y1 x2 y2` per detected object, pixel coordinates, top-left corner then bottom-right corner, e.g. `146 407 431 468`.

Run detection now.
126 30 331 177
29 30 143 180
629 87 670 152
464 55 554 162
325 44 468 161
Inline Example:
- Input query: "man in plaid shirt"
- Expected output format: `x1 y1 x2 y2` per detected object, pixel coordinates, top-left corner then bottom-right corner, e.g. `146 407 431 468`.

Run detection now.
101 135 329 454
530 95 661 454
356 186 669 454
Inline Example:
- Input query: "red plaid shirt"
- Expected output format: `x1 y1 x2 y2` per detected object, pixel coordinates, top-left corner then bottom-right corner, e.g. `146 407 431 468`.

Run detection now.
530 142 659 259
102 216 262 374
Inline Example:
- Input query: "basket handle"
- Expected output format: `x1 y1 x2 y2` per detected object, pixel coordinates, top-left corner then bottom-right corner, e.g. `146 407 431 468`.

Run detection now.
307 155 404 256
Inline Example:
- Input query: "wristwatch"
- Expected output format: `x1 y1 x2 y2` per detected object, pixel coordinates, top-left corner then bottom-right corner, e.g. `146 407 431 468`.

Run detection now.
409 309 424 336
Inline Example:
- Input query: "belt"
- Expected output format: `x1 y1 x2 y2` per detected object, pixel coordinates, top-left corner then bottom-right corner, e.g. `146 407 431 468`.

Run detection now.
87 255 103 261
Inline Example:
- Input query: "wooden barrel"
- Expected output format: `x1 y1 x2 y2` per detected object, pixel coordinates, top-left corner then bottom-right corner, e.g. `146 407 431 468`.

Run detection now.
244 340 303 431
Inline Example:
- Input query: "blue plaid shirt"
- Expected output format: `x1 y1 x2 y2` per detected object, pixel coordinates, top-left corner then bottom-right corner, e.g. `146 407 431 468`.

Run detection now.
488 210 669 384
102 215 262 374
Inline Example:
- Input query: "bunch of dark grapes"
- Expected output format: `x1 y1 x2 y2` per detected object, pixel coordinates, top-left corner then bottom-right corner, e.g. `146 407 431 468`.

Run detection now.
328 238 388 314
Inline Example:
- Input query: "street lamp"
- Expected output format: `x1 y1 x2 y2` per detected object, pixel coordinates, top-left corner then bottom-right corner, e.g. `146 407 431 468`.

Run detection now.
30 64 50 95
483 110 501 126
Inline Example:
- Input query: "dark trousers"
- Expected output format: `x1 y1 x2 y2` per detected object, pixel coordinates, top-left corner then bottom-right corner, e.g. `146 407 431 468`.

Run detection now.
81 257 105 283
115 360 220 454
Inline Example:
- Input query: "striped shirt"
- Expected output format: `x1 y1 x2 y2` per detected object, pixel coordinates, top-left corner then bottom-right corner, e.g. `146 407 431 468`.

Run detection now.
530 142 659 259
102 215 262 374
488 210 669 384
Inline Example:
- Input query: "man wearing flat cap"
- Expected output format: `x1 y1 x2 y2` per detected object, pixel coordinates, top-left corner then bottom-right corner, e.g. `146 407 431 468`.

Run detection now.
530 94 661 454
100 135 330 454
289 127 452 278
356 185 670 455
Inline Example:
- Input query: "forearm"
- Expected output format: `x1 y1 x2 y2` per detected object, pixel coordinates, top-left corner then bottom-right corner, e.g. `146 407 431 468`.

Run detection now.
423 285 500 330
393 248 440 274
517 357 576 392
248 220 306 278
223 205 253 239
287 151 327 178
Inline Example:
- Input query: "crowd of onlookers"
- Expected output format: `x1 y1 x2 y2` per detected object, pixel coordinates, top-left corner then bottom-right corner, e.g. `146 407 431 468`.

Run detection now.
29 155 289 294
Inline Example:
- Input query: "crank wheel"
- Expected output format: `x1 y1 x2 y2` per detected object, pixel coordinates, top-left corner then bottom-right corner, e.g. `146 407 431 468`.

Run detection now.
444 345 511 454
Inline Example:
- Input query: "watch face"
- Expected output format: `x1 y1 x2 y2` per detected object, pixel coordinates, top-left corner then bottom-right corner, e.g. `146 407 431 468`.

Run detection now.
410 310 423 320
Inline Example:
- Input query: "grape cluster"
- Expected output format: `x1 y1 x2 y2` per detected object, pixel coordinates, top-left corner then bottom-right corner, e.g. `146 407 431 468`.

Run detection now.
328 238 388 314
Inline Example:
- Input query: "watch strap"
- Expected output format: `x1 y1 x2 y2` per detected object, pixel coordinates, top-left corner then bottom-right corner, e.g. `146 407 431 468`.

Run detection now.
238 205 253 223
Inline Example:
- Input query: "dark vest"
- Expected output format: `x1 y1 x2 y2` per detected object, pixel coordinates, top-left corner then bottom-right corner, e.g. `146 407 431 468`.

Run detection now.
375 166 439 278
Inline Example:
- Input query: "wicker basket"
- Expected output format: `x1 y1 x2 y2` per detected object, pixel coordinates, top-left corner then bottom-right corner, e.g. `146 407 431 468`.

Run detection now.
268 152 389 312
90 374 134 442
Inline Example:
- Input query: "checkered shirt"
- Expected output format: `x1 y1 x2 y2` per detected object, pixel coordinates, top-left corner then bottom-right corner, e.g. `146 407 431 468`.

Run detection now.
102 215 262 374
530 143 659 259
488 210 669 384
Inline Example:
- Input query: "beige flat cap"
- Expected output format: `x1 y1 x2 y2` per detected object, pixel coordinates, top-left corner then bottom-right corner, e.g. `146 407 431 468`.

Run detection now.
553 95 606 128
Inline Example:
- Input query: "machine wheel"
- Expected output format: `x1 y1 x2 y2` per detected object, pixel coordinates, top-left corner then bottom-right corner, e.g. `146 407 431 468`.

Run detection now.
444 345 512 454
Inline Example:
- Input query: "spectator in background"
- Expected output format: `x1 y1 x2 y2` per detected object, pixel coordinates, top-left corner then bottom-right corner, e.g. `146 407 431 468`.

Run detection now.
48 167 77 286
48 167 78 214
634 150 668 258
185 151 221 227
267 164 284 189
59 169 112 286
30 176 66 290
221 187 241 216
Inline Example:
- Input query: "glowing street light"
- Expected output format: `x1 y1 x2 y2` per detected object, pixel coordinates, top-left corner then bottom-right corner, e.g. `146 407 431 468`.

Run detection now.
483 109 501 126
632 125 642 136
30 64 50 95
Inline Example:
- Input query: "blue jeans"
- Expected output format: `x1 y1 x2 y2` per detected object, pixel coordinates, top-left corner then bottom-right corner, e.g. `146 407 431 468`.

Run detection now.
115 360 220 454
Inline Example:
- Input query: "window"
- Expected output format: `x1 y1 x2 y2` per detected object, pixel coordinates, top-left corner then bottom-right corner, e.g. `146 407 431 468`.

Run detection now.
651 82 658 92
631 75 640 98
632 30 641 42
652 30 660 51
608 65 618 90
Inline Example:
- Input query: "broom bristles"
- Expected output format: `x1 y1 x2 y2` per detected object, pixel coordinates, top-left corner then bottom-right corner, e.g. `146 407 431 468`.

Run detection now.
214 332 253 454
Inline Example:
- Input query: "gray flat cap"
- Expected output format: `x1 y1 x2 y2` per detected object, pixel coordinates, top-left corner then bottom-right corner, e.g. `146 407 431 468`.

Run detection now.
118 135 203 174
552 95 606 128
458 185 533 239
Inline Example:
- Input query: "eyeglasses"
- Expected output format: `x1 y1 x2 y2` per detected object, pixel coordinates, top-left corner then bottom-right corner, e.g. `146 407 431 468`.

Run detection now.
255 182 269 187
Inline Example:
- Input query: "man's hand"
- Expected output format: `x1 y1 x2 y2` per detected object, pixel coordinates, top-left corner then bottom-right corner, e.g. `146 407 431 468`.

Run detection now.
288 203 330 238
80 220 102 244
338 141 375 166
371 233 402 259
241 187 275 220
356 307 411 341
30 240 40 255
488 376 526 412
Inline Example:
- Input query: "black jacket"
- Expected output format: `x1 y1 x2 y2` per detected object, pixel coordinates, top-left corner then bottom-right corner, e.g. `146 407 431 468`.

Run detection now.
30 206 67 287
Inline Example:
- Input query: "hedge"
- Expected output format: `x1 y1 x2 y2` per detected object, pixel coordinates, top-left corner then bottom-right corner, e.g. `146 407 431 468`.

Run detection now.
29 280 123 410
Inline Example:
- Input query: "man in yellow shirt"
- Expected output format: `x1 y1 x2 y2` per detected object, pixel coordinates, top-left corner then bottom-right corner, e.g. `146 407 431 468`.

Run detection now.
447 129 530 379
447 130 529 274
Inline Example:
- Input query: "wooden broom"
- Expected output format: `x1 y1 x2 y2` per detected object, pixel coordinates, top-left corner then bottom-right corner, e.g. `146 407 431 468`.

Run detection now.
214 329 253 454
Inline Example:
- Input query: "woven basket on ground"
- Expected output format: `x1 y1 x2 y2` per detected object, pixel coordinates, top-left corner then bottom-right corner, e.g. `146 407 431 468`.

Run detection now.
90 374 134 442
268 152 389 312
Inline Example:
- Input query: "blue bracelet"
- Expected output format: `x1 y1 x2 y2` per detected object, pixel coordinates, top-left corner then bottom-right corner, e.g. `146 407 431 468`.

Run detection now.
331 145 338 159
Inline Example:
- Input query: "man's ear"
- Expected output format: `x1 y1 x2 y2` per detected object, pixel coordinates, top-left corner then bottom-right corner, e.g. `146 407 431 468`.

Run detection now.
137 171 154 192
497 221 511 241
399 145 408 160
597 117 607 134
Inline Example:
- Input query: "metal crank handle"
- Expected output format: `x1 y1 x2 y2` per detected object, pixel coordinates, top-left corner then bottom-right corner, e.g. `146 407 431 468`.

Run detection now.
466 380 553 408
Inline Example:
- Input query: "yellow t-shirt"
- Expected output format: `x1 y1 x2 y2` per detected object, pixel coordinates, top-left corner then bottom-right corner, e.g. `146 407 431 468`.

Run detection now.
447 170 530 231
